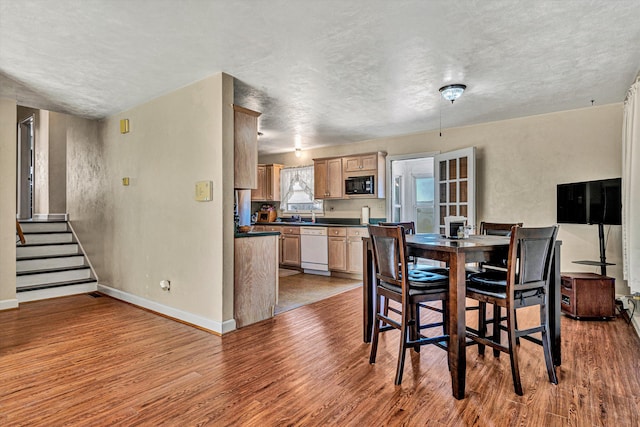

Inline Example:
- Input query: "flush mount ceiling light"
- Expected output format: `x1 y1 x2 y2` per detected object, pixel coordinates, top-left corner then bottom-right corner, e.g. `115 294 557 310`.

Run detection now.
294 134 302 157
439 84 467 103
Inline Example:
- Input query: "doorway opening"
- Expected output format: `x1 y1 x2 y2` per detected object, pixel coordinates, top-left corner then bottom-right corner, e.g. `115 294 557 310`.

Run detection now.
387 147 476 234
387 154 437 233
17 116 34 220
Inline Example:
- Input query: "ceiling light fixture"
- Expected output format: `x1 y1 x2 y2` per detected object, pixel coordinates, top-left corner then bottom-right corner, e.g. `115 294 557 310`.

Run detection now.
294 134 303 157
439 84 466 103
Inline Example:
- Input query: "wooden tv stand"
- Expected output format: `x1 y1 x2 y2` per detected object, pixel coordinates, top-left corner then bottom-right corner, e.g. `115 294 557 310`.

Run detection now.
560 272 615 319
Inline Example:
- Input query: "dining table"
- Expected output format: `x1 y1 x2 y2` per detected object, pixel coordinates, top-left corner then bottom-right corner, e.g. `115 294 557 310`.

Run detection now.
362 233 562 400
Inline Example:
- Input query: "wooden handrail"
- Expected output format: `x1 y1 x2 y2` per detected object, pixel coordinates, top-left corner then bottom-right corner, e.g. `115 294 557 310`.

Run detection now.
16 220 25 245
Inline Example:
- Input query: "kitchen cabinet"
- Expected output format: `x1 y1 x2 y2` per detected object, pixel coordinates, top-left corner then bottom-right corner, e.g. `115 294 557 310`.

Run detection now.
328 226 368 275
315 152 386 199
233 105 261 189
314 158 343 199
280 226 301 267
344 153 378 173
328 227 347 271
343 152 386 199
234 234 279 328
346 227 368 274
252 164 283 201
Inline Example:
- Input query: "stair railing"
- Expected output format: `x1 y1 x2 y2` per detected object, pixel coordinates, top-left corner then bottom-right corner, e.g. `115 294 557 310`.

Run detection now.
16 220 25 245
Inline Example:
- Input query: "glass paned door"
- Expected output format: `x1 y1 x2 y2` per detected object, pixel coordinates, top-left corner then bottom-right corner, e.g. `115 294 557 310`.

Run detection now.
391 175 402 222
434 147 476 235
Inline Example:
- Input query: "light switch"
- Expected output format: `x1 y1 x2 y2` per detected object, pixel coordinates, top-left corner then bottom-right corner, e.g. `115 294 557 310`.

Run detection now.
195 181 212 202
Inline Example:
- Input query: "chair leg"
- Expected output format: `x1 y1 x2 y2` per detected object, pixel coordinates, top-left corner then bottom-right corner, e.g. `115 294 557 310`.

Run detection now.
493 304 501 358
395 308 409 385
478 301 486 356
540 302 558 385
412 303 421 353
506 305 523 396
369 296 383 364
443 300 451 371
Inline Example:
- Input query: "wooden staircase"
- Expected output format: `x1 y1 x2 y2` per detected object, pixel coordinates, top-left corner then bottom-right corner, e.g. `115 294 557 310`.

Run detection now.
16 220 97 302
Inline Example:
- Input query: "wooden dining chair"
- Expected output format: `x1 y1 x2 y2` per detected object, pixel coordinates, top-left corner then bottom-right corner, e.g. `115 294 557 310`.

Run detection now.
466 221 524 336
379 221 449 332
465 225 559 395
379 221 449 275
367 224 449 385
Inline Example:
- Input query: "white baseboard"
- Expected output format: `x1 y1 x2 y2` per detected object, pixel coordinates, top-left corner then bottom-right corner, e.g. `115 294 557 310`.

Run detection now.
0 298 19 311
97 284 236 335
17 282 98 303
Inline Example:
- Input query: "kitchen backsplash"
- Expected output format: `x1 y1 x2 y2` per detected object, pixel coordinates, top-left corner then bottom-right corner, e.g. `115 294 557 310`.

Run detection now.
251 198 386 220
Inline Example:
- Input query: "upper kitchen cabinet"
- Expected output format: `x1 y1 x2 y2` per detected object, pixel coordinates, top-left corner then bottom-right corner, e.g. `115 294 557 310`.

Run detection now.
233 105 261 189
252 164 283 201
343 152 387 199
314 158 343 199
343 153 378 173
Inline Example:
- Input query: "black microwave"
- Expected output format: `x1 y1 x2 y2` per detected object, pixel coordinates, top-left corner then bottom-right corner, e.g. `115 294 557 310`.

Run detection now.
345 176 375 195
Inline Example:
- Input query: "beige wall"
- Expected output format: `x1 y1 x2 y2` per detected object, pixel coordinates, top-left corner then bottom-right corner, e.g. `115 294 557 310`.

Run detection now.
66 115 106 277
261 104 627 295
33 110 49 214
66 73 235 329
0 97 17 307
48 112 68 213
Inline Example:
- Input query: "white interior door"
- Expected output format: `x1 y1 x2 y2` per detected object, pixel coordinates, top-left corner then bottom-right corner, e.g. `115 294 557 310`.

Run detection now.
412 174 435 233
434 147 476 235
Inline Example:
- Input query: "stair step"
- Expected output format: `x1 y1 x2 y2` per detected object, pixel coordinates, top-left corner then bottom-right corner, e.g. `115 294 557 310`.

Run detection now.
17 265 90 276
17 280 98 303
21 232 74 244
17 255 87 272
18 221 68 233
17 278 97 292
17 266 92 287
15 220 97 303
17 243 80 258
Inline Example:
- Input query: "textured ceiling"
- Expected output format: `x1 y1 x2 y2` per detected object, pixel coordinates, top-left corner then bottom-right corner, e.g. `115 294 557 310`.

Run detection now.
1 0 640 155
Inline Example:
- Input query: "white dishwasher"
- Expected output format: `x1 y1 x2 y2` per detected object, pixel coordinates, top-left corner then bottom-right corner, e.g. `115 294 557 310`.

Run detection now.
300 227 330 275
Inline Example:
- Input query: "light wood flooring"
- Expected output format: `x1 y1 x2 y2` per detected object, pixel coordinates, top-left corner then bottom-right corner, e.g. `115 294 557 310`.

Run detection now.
1 288 639 426
275 271 361 314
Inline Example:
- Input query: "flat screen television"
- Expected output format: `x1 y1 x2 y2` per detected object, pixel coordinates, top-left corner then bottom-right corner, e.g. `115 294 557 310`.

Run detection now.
557 178 622 225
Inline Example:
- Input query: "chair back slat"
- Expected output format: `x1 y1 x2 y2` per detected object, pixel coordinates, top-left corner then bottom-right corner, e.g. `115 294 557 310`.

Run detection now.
508 225 558 294
480 221 523 236
368 225 408 287
379 221 416 235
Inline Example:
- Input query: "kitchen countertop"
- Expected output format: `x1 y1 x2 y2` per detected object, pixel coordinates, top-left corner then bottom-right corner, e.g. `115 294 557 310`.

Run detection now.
235 231 281 238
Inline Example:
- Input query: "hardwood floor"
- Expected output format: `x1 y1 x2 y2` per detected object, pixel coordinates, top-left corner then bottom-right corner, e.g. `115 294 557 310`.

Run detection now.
1 290 639 426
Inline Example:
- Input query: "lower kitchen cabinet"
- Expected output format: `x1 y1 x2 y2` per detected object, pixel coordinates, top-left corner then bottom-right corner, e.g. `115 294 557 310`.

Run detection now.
328 228 347 271
234 234 279 328
280 226 301 267
328 226 368 275
346 227 368 274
